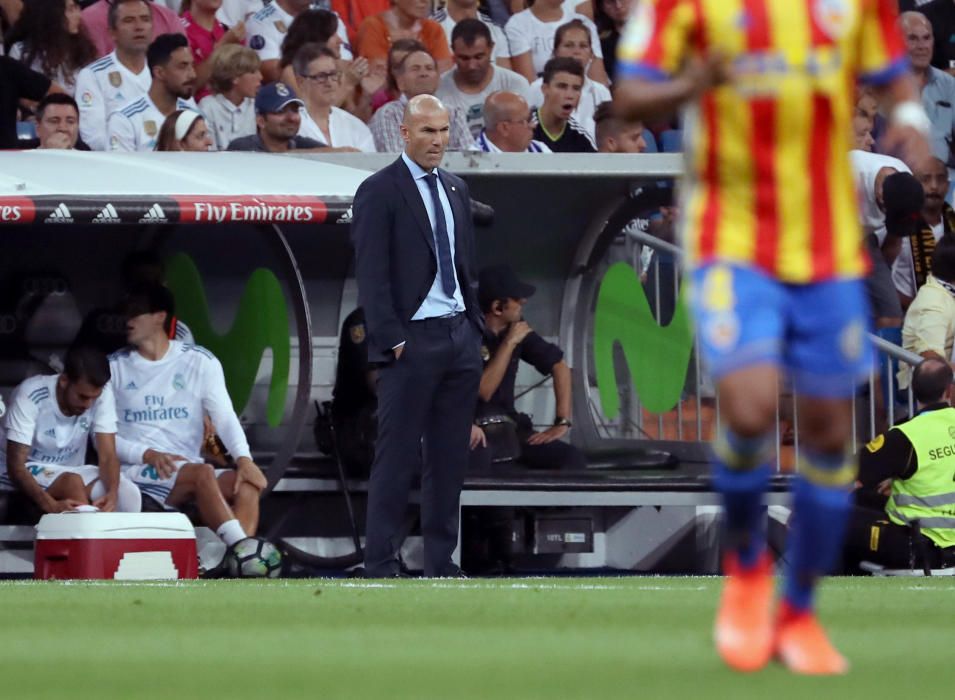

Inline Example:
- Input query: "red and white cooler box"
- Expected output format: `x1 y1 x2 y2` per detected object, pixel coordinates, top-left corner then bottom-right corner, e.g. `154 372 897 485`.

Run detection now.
35 513 198 580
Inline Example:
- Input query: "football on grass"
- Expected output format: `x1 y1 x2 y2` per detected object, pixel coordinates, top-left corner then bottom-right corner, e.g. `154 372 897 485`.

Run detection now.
227 537 283 578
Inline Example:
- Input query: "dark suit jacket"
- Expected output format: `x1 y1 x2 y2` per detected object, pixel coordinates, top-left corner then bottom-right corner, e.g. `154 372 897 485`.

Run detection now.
351 156 483 363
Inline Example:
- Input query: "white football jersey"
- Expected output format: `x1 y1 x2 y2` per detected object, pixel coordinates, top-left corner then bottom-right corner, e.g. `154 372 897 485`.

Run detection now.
110 341 251 465
245 1 352 62
74 51 152 151
0 374 117 470
108 95 201 152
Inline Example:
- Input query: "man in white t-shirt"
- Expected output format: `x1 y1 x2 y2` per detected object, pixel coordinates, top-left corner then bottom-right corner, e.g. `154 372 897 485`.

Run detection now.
110 285 267 549
245 0 352 83
436 18 529 138
432 0 511 68
108 33 200 151
1 347 141 514
74 0 154 150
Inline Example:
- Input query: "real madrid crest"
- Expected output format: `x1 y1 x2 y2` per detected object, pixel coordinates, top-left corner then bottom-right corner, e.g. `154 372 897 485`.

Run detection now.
349 323 366 344
480 345 490 362
276 82 290 97
144 120 158 136
813 0 855 41
108 71 122 88
275 20 287 33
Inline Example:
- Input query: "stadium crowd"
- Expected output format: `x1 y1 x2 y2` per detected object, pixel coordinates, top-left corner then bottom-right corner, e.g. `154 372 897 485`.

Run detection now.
0 0 654 154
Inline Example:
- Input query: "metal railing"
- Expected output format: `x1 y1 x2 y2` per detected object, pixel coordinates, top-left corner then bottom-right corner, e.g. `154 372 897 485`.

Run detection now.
589 228 923 472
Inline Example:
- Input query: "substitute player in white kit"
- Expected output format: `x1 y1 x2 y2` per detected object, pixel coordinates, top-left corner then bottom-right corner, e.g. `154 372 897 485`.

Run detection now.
109 284 266 549
1 346 141 514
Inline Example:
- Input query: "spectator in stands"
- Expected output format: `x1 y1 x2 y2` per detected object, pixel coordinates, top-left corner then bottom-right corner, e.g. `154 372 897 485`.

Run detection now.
110 284 266 546
0 0 22 44
31 93 89 150
469 265 584 471
227 80 325 151
331 0 388 46
197 44 260 150
155 108 213 150
593 100 646 153
179 0 246 100
895 157 955 305
74 0 154 151
531 57 595 152
527 19 609 138
901 11 955 169
591 0 632 81
476 90 550 152
432 0 512 69
505 0 607 85
369 38 425 113
355 0 452 75
108 33 199 151
844 357 955 573
294 43 373 151
5 0 96 97
82 0 185 58
853 88 878 152
900 236 955 389
0 57 60 149
246 0 352 84
369 48 474 152
436 19 530 139
920 0 955 74
0 346 141 515
277 9 344 92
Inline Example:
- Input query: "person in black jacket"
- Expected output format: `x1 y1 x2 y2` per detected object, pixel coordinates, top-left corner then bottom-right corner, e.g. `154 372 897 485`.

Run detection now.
350 94 483 578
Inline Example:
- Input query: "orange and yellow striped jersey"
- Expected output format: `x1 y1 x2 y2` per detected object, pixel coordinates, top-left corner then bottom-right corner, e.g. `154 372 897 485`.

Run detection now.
618 0 906 282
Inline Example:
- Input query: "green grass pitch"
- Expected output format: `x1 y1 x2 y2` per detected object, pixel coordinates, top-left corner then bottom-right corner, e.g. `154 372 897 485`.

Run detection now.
2 577 954 699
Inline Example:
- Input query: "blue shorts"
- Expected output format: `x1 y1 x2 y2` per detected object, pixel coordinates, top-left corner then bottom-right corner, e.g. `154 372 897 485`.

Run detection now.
690 264 873 398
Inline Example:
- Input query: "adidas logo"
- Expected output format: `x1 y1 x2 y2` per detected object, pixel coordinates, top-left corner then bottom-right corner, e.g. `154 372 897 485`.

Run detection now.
336 206 353 224
45 203 73 223
124 381 137 391
44 428 56 438
92 203 121 224
139 203 167 224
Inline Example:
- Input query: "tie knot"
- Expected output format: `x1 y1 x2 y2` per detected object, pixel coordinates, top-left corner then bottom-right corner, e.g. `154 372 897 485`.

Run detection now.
426 172 439 189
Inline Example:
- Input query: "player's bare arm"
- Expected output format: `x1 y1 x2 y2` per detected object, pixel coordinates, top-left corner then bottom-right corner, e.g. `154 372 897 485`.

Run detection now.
876 73 934 172
6 441 83 513
614 52 732 123
92 432 121 512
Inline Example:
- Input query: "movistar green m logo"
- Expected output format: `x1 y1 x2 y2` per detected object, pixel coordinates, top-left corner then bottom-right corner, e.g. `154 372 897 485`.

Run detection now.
165 253 290 427
593 261 693 417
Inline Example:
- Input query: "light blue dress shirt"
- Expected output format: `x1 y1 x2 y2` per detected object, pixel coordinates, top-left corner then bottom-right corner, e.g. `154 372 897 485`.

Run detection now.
401 152 467 319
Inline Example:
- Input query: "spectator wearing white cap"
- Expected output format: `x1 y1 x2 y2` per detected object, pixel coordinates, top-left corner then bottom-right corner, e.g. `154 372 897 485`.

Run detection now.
197 43 261 150
107 33 200 151
293 43 373 152
155 108 214 150
226 80 324 151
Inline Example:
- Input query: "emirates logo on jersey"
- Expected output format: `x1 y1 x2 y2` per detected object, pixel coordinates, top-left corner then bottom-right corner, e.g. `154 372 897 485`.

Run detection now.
813 0 855 40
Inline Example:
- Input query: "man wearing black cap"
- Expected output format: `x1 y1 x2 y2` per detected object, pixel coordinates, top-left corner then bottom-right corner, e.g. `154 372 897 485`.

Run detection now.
470 265 584 471
893 156 955 307
226 81 325 152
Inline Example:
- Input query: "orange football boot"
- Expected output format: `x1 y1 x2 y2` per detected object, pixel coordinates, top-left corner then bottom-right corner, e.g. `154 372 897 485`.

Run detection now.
713 551 775 672
775 602 849 675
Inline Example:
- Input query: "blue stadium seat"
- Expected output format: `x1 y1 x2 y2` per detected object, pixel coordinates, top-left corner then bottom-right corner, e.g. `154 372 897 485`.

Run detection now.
17 121 37 141
661 129 683 152
642 130 658 153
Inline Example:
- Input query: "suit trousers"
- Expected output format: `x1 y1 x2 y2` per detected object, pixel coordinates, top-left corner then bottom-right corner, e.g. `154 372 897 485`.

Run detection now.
364 313 482 576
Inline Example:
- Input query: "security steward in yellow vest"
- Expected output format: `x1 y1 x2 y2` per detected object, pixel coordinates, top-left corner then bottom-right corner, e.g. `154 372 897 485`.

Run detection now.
844 357 955 571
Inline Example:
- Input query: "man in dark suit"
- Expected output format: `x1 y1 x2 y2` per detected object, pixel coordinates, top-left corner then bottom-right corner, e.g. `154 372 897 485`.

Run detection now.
351 94 484 577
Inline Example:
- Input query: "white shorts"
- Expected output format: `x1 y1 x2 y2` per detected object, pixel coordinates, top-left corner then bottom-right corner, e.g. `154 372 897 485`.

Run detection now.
124 461 227 506
0 463 101 491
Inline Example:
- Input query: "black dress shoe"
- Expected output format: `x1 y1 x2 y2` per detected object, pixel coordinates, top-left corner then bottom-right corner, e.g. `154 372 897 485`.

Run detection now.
434 565 468 579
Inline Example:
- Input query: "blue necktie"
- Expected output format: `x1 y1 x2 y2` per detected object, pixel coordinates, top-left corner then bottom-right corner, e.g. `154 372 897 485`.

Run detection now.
425 172 457 298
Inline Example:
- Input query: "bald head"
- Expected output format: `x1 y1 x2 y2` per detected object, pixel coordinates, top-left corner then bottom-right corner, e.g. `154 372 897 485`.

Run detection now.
482 91 534 152
402 94 448 126
900 11 933 71
912 357 954 405
401 94 450 169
